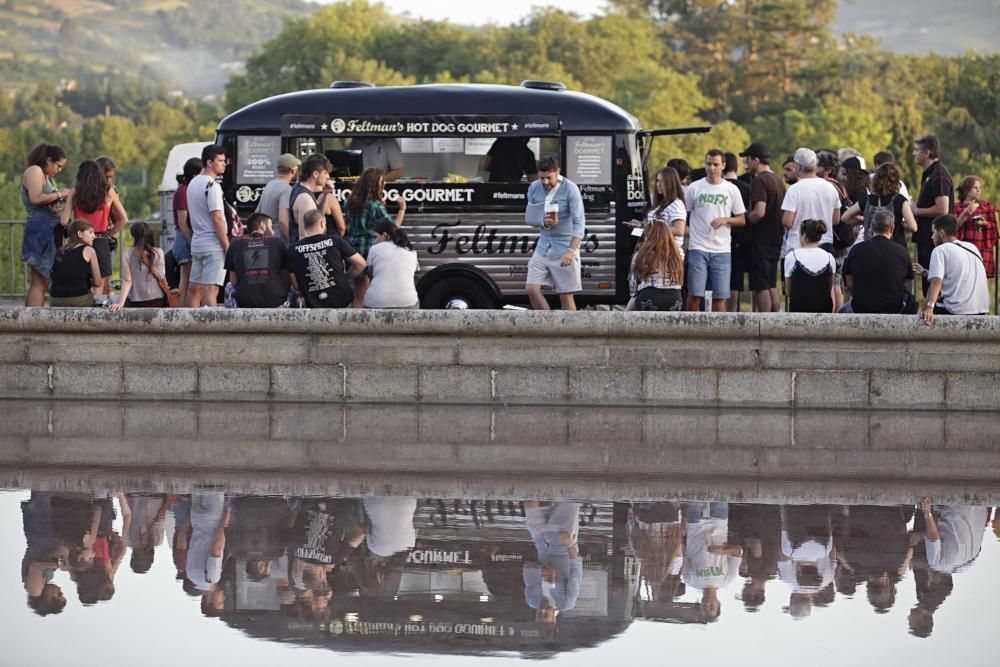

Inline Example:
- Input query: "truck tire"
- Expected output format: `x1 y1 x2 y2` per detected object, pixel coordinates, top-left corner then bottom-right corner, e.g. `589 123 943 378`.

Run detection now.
421 277 499 309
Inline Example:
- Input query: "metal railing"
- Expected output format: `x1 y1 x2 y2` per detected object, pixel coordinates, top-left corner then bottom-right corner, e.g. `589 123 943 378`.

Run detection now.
0 220 137 301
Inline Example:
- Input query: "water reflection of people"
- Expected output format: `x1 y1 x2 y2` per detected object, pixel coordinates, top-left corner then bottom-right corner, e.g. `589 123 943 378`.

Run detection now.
728 504 781 611
907 498 988 637
122 493 175 574
187 492 231 615
681 502 741 621
21 492 69 616
834 505 914 614
229 496 294 582
778 506 836 620
629 502 685 603
485 137 538 183
523 501 583 623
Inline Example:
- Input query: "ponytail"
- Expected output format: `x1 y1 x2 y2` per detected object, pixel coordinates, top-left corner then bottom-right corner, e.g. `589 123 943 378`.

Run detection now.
373 217 413 250
26 143 67 169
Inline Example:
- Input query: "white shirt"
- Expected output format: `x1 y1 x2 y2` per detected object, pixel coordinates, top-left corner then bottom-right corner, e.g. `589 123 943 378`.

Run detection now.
780 177 840 256
186 174 225 254
186 493 226 591
684 178 746 253
924 506 987 574
928 240 989 314
647 198 687 257
363 242 420 308
363 497 417 557
681 518 740 591
784 246 836 278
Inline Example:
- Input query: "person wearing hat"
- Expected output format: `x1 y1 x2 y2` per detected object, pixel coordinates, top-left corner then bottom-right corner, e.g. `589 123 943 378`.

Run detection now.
741 142 786 313
255 153 301 242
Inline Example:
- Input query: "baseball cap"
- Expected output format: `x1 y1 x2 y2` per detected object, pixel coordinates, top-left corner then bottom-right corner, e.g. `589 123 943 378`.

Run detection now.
843 156 867 171
739 142 770 160
277 153 301 171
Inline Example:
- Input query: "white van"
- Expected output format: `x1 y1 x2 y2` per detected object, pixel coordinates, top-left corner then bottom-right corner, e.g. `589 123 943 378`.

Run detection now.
158 141 212 250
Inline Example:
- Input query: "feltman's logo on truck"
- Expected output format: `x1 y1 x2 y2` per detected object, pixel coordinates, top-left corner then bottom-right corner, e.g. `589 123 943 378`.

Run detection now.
330 118 346 134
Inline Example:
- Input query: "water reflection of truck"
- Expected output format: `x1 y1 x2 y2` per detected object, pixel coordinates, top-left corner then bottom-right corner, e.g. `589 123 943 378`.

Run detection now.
215 82 707 308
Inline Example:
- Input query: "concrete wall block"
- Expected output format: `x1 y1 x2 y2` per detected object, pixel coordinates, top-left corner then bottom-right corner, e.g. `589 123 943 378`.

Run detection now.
944 412 1000 450
493 367 568 403
418 405 493 444
419 366 491 403
53 363 123 396
272 404 346 441
197 408 272 440
124 365 197 396
347 366 419 402
0 401 56 437
758 342 911 372
868 412 946 449
492 407 571 446
0 436 28 463
0 334 28 362
157 335 311 365
311 336 457 366
793 410 869 449
870 371 944 409
567 408 643 445
198 364 271 398
642 410 719 447
643 369 717 404
718 370 793 406
0 364 50 396
124 404 198 439
271 365 344 401
944 372 1000 410
51 403 124 438
460 343 607 368
610 341 760 370
343 405 419 446
794 370 869 408
719 411 793 447
569 368 643 403
27 334 159 363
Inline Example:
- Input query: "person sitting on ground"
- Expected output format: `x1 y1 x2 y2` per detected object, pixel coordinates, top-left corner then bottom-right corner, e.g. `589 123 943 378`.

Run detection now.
111 222 168 310
288 209 366 308
627 212 684 311
363 217 420 309
954 175 998 279
841 210 915 314
784 219 836 313
345 168 406 307
841 162 917 247
918 214 989 324
49 219 102 307
223 212 291 308
59 160 128 296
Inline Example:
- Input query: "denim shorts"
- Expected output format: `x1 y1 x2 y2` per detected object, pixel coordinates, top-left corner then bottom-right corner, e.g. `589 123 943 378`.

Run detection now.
21 210 60 278
172 231 192 265
190 250 226 286
686 249 731 298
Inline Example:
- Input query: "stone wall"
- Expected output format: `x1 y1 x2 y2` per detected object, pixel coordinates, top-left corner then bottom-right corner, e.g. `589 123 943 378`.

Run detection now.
1 308 999 409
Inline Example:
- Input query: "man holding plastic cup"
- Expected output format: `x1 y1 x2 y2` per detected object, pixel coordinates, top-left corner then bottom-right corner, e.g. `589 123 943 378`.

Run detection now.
524 155 586 310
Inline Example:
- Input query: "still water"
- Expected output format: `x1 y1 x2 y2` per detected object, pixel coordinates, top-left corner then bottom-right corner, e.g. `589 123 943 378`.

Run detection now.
3 486 997 666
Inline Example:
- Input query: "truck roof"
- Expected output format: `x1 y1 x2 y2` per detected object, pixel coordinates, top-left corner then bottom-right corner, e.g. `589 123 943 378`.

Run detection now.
217 83 641 134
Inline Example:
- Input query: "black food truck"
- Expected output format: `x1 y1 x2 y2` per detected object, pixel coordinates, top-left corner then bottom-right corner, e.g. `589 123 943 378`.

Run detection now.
215 81 707 308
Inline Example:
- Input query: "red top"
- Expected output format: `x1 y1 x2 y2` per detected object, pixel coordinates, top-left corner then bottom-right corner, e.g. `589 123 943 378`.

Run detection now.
956 199 998 278
73 200 112 233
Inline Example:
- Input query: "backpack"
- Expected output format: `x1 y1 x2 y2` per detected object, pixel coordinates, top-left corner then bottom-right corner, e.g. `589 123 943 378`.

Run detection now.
827 178 857 250
861 194 896 242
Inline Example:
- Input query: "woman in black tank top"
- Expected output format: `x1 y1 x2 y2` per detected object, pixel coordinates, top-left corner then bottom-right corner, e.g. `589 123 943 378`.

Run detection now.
785 219 835 313
50 219 102 307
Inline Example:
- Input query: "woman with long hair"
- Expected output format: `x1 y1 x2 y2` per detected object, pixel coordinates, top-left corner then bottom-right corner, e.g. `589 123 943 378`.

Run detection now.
628 219 684 311
21 143 70 306
49 219 102 307
363 217 420 308
783 219 836 313
172 157 202 305
645 166 687 253
60 160 128 295
841 162 917 247
955 176 997 278
345 168 406 307
110 222 168 310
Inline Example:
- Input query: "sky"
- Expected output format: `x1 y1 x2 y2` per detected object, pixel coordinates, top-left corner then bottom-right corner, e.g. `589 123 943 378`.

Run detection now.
310 0 610 25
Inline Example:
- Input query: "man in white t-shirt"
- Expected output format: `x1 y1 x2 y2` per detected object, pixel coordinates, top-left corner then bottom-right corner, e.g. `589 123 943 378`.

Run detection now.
681 502 741 622
781 147 843 309
683 149 747 312
919 214 989 324
186 144 230 307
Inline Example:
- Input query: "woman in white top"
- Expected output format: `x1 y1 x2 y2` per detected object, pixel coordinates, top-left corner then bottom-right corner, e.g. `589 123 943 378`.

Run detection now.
634 166 687 256
110 222 167 310
363 217 420 308
783 219 836 313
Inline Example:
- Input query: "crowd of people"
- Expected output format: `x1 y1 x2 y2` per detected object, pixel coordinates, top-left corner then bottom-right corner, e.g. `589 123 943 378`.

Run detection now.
19 490 994 640
19 134 995 322
616 135 994 324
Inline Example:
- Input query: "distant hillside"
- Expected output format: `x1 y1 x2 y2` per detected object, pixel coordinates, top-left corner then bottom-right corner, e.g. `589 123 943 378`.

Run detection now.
0 0 314 98
833 0 998 54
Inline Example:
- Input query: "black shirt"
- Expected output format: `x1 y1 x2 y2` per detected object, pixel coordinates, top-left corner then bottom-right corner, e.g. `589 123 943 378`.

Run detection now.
843 236 914 314
914 160 954 245
486 138 537 183
288 233 358 308
726 177 752 245
224 233 290 308
50 245 92 297
748 170 786 247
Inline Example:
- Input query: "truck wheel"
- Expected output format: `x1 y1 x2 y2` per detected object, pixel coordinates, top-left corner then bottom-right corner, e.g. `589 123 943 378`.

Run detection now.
421 278 498 309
